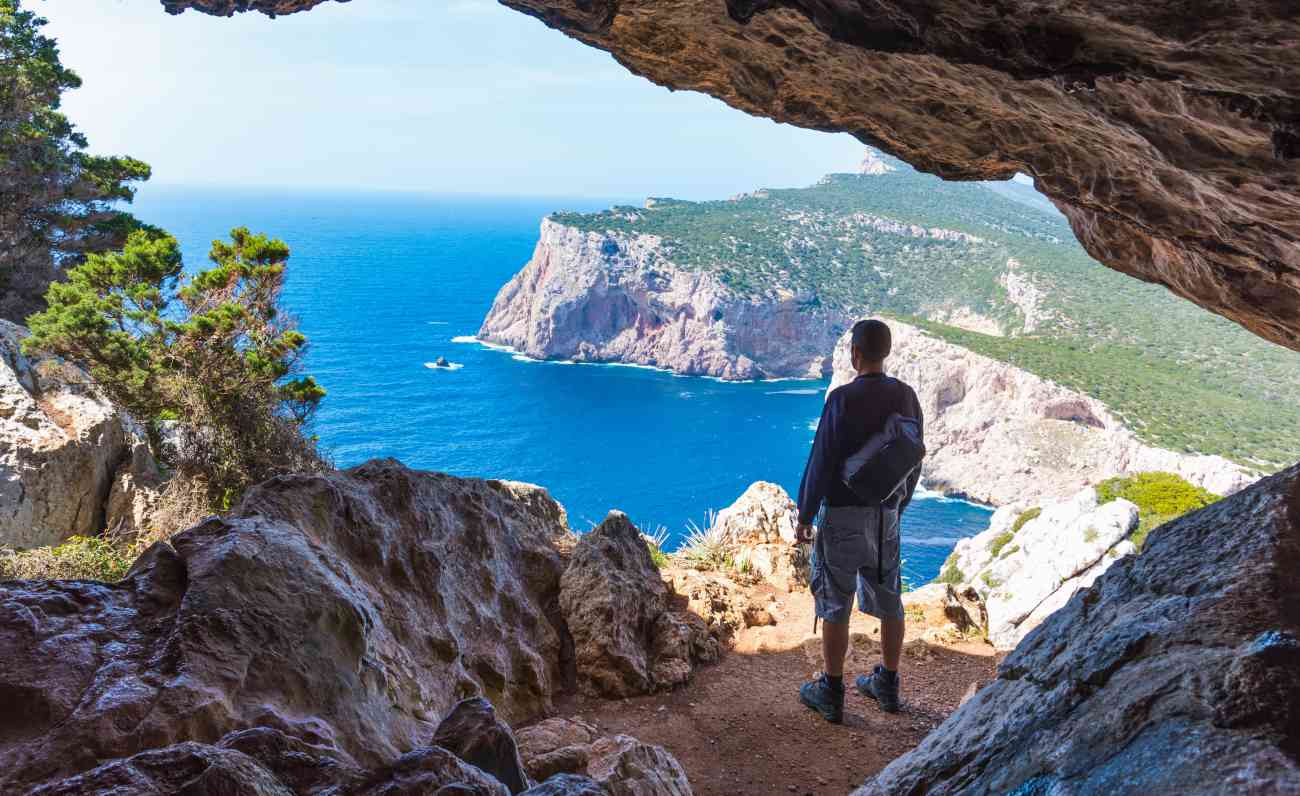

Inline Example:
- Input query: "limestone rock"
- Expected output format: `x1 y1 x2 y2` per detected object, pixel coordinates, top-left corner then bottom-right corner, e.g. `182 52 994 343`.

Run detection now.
856 464 1300 794
478 219 846 380
0 460 572 792
830 319 1254 505
586 735 693 796
714 481 808 591
433 698 531 794
949 486 1140 649
25 742 297 796
516 718 599 782
902 582 984 636
560 512 713 695
0 320 143 549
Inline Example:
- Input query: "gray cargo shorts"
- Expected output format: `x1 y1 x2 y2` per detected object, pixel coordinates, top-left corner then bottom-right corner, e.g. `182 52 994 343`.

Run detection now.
810 505 904 624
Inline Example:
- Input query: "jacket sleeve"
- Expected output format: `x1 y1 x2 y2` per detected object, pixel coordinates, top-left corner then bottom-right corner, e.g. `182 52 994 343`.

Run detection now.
797 393 840 525
898 388 924 513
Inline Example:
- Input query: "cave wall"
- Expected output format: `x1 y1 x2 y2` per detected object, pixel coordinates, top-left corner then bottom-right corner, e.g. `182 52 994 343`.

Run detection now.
161 0 1300 352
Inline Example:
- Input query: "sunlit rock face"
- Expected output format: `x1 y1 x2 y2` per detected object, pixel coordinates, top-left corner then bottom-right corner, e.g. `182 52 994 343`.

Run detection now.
163 0 1300 352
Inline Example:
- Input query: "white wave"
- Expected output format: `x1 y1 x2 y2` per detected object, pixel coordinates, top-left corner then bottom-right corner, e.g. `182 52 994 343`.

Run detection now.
678 391 694 399
767 388 822 395
912 485 990 508
905 536 963 547
427 321 449 325
423 362 464 371
451 335 479 344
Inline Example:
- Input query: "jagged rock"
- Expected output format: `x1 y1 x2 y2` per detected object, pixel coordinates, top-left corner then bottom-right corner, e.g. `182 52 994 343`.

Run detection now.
663 568 749 642
433 698 531 794
586 735 693 796
478 219 845 379
560 511 668 696
516 718 599 782
0 460 573 792
714 481 808 591
0 320 145 549
856 464 1300 794
830 320 1254 505
520 773 606 795
560 512 715 695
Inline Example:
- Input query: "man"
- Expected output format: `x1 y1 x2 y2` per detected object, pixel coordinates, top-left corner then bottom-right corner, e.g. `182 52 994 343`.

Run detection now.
795 318 923 722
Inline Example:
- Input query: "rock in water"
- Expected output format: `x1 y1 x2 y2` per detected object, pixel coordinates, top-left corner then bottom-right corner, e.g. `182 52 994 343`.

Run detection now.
478 219 846 380
829 319 1254 505
435 356 450 367
0 460 573 791
854 464 1300 794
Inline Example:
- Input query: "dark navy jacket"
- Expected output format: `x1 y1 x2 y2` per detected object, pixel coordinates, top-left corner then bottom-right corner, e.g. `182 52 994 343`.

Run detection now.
797 372 924 525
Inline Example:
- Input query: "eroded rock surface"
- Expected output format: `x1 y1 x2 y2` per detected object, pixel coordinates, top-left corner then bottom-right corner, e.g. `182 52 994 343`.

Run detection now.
517 719 693 796
479 219 845 379
0 460 575 792
560 511 717 696
830 319 1254 505
856 464 1300 794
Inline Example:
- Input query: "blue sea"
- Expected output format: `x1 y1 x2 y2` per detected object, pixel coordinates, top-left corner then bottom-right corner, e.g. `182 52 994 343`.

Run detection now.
131 186 992 583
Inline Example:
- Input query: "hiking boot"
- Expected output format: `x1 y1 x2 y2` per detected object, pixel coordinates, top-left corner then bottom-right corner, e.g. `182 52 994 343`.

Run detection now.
799 673 845 724
856 665 900 713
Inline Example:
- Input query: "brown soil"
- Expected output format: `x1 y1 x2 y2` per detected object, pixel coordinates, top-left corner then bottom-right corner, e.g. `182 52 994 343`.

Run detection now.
549 584 999 795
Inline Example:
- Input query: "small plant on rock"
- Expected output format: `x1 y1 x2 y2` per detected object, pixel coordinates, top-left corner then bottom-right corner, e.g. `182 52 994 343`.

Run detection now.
988 530 1015 558
680 510 734 571
1010 507 1041 534
640 523 671 569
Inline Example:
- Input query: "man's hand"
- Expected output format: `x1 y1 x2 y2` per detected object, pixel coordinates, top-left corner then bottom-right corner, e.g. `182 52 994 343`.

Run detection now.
794 522 815 546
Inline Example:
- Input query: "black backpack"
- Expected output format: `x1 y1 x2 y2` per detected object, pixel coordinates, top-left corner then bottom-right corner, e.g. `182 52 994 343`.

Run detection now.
840 412 926 506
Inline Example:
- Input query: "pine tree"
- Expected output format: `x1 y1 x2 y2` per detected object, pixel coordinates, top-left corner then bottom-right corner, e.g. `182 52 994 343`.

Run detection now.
0 0 151 322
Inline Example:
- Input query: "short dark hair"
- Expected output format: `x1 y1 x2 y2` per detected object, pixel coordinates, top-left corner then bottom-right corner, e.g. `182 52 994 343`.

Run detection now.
851 319 891 361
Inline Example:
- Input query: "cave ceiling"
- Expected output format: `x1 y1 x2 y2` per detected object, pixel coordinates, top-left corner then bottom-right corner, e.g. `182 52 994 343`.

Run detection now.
160 0 1300 352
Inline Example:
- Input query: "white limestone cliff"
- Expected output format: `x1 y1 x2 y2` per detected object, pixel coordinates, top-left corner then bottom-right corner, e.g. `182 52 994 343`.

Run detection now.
478 219 847 380
829 319 1254 506
0 320 156 549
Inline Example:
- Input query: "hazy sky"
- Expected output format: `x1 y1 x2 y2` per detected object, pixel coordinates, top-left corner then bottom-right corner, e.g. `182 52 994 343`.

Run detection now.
41 0 867 199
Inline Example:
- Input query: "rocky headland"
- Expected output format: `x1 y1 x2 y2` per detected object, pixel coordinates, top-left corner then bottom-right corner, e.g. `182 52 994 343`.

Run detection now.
829 319 1255 506
478 218 847 380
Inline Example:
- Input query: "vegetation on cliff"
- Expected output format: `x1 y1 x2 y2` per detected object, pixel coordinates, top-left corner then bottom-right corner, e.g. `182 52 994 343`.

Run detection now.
1095 472 1221 549
0 1 152 322
551 154 1300 469
24 226 327 506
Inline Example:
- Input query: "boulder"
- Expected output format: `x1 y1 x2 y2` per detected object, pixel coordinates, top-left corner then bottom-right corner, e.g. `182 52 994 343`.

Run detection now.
587 735 693 796
948 487 1140 649
0 460 574 792
433 698 531 794
0 320 144 549
856 464 1300 794
714 481 808 591
901 582 984 636
25 742 297 796
560 512 714 696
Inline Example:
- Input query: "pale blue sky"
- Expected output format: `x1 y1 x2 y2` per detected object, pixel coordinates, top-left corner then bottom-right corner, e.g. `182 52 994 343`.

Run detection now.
41 0 867 199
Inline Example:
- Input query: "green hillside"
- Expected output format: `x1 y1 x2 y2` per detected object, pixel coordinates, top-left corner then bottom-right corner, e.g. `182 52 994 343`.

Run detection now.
551 154 1300 470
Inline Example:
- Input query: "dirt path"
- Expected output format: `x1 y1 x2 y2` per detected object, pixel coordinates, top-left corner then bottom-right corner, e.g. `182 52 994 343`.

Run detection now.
549 587 999 795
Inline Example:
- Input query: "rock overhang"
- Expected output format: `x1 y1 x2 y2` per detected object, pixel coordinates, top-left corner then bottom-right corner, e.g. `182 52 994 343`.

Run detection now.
159 0 1300 353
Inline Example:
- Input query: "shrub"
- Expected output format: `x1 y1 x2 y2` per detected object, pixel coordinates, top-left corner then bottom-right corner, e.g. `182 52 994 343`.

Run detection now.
999 544 1020 559
988 530 1015 558
1010 507 1041 535
0 536 135 582
1096 472 1221 550
25 227 327 506
641 523 671 569
937 560 966 585
679 510 734 571
980 571 1002 590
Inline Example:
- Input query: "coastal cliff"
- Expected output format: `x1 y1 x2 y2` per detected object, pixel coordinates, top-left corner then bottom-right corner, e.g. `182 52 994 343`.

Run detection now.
829 320 1254 506
478 219 847 380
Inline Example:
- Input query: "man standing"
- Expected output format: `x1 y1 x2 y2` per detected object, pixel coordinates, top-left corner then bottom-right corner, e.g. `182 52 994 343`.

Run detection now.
795 319 923 722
